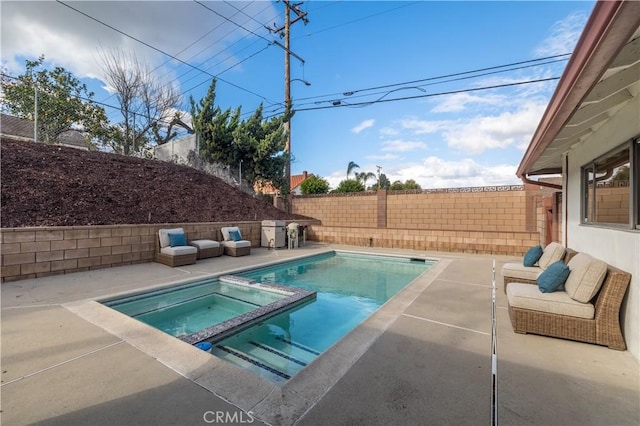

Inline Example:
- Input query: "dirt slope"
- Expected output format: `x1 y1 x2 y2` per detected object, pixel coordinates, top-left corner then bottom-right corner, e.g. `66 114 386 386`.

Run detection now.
1 138 308 228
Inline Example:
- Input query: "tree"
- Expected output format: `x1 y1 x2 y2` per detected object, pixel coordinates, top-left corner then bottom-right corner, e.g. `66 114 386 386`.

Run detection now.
378 173 391 190
334 179 365 193
192 79 289 193
404 179 422 190
390 180 405 190
99 49 183 155
300 175 330 194
346 161 360 179
355 171 376 188
1 55 109 144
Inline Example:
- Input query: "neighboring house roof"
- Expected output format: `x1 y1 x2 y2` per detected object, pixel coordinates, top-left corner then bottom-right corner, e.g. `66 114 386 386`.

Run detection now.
254 171 314 194
518 0 640 177
0 113 33 141
0 113 89 149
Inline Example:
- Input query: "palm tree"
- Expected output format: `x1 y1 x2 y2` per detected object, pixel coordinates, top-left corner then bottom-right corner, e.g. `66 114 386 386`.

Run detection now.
356 171 376 188
346 161 360 179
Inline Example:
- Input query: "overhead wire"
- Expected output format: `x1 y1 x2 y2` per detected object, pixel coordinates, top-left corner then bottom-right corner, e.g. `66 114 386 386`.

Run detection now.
55 0 276 105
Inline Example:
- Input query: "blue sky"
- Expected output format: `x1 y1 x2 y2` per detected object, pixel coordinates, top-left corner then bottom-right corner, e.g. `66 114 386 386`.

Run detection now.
1 1 595 189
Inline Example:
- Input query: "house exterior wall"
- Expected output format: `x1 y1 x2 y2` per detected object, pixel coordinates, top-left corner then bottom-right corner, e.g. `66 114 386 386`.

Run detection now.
153 135 197 162
564 97 640 360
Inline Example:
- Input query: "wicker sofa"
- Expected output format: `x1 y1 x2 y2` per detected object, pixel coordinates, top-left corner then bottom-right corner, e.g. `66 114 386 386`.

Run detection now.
505 253 631 350
501 242 576 293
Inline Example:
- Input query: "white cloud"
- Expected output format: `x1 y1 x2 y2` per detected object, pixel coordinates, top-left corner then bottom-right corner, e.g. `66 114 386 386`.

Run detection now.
351 119 375 134
399 119 448 134
385 157 521 189
366 153 399 161
1 1 277 81
442 101 546 154
381 139 427 152
535 11 587 57
430 92 505 113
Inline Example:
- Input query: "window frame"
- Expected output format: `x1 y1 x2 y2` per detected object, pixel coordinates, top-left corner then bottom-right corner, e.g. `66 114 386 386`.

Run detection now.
580 137 639 230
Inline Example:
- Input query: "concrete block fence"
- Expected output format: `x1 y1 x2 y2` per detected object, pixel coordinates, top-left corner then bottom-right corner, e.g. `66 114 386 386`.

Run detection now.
0 221 316 283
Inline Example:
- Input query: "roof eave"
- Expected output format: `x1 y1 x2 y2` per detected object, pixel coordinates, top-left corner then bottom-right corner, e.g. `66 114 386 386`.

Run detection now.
517 0 640 178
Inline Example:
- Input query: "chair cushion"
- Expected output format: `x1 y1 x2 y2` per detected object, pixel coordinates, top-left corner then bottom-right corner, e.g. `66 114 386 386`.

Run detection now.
221 227 242 241
158 228 185 248
537 261 570 293
564 253 608 303
222 240 251 249
229 229 242 241
168 232 187 247
190 240 220 249
160 245 197 256
523 245 543 267
507 283 594 319
502 263 542 282
538 242 566 270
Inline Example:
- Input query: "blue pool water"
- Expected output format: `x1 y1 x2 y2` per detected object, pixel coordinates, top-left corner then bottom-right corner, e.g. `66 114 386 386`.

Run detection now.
211 252 433 383
105 251 433 384
105 279 287 338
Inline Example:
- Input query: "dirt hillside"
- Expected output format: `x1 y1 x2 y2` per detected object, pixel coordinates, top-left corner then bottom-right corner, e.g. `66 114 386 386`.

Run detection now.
1 138 309 228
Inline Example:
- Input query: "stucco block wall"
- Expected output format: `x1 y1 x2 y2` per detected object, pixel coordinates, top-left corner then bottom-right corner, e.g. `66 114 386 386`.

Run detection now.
292 193 378 228
564 97 639 361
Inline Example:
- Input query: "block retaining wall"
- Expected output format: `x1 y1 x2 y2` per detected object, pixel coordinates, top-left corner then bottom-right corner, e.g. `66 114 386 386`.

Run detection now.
0 220 316 283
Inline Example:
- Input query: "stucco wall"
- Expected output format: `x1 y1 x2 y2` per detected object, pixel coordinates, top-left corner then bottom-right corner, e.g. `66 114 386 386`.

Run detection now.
564 96 640 360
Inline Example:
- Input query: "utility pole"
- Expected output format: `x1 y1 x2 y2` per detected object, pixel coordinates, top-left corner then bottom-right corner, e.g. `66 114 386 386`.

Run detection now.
267 1 308 196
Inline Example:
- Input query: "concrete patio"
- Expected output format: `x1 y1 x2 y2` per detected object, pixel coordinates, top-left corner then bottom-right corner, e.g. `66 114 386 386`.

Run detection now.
2 244 638 425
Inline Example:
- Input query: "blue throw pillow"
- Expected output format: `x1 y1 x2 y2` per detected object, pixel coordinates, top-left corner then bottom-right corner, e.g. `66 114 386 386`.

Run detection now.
537 261 570 293
523 245 543 267
168 232 187 247
229 229 242 241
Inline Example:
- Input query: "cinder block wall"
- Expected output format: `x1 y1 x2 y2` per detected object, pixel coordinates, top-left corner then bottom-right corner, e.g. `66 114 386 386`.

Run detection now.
1 221 315 283
292 185 540 255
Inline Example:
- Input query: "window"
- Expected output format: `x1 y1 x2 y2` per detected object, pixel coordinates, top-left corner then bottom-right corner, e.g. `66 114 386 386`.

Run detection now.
581 138 639 229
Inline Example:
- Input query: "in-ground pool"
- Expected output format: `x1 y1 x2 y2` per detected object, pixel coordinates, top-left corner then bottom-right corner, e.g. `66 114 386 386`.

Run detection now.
104 251 433 384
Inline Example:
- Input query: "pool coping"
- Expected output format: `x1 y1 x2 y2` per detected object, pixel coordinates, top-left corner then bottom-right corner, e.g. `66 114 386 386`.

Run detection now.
63 248 447 426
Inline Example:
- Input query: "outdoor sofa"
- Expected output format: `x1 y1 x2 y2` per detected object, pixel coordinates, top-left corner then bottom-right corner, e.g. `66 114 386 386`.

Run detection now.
501 242 576 293
505 251 631 350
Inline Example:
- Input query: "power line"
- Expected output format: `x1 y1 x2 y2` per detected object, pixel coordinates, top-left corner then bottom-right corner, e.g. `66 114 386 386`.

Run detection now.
56 0 275 105
263 76 561 119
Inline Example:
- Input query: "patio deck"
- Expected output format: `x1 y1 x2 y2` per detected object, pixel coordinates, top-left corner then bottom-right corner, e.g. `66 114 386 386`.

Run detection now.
2 244 638 425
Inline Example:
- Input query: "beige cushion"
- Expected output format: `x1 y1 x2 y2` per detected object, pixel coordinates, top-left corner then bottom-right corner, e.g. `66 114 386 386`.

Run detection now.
507 283 594 319
564 253 608 303
158 228 185 248
221 226 241 241
222 240 251 249
190 239 220 249
537 242 566 269
502 263 542 282
160 245 197 256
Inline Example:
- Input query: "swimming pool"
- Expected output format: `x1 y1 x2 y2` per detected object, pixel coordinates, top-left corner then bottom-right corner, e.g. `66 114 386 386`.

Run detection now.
104 251 433 384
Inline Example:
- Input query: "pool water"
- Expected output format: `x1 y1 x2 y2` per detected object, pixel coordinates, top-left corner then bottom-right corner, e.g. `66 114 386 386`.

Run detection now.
211 252 433 383
105 279 287 338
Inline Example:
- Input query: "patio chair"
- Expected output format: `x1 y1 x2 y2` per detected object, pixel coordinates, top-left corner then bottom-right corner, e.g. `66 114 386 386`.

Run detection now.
220 226 251 257
155 227 198 267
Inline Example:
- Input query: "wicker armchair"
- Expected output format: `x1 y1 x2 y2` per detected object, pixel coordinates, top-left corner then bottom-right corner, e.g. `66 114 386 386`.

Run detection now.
507 264 631 350
503 248 577 293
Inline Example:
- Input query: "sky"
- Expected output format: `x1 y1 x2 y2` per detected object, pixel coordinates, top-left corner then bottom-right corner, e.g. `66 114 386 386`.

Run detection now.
1 0 596 190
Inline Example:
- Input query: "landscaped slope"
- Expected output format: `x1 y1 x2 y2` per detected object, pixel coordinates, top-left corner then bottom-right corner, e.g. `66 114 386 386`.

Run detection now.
1 138 308 228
